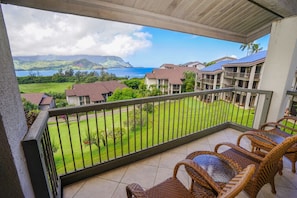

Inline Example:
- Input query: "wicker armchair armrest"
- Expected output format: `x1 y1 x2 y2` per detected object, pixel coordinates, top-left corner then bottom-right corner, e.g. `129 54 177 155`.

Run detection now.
176 159 221 193
219 164 256 198
126 183 147 198
260 122 297 132
215 142 264 162
237 131 279 146
260 116 297 134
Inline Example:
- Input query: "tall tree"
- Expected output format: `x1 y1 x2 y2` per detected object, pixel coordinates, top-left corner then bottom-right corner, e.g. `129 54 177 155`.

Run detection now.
182 71 196 92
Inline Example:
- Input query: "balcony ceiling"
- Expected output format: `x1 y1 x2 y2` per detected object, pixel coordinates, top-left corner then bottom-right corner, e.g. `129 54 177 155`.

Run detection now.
1 0 297 43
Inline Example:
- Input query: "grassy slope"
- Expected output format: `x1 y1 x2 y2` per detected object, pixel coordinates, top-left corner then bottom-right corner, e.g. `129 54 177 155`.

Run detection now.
19 82 73 93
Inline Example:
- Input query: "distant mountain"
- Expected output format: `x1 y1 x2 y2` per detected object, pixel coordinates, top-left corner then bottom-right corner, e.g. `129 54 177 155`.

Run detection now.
13 55 133 70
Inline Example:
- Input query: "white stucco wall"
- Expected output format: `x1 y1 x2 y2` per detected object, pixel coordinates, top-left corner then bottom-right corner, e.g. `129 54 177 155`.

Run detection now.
0 5 34 197
67 96 80 106
145 77 157 90
259 16 297 122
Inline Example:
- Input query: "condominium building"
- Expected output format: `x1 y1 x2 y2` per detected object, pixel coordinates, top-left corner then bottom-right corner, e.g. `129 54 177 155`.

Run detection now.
223 51 266 108
196 60 234 91
145 64 198 94
196 51 267 107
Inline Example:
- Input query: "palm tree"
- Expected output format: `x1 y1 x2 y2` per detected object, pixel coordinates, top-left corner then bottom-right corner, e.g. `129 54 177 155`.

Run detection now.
240 41 262 55
240 42 254 55
252 43 263 54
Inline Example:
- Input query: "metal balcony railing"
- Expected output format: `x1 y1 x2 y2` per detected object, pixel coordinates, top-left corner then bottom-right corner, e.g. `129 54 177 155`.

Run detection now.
22 88 273 197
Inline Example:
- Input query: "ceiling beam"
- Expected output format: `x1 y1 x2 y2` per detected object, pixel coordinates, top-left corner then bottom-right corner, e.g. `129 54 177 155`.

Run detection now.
250 0 297 17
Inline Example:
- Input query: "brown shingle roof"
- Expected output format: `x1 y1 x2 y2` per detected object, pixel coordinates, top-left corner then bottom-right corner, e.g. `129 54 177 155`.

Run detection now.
21 93 53 105
40 96 53 105
66 81 127 102
146 65 198 85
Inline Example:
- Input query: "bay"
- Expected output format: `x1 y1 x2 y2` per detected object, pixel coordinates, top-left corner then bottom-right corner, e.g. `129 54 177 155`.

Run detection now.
15 67 155 78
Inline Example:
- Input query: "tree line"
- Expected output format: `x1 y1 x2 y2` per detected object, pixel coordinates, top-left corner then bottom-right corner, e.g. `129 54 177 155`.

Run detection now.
17 68 119 84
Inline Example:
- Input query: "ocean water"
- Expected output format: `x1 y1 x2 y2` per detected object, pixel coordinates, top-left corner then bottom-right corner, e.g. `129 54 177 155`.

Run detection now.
15 67 155 78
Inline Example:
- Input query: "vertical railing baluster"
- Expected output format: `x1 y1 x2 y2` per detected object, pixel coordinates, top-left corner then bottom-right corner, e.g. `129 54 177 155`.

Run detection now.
119 107 124 156
66 114 76 171
127 106 130 154
76 113 85 169
185 97 189 134
133 104 136 152
214 93 219 126
177 99 182 138
197 96 202 131
146 102 149 148
230 91 236 122
172 100 176 139
103 109 109 160
55 116 67 174
193 96 198 132
86 112 94 166
94 110 102 163
139 103 143 150
111 108 116 158
157 100 160 144
202 95 206 129
42 127 58 196
167 100 171 141
162 100 166 143
235 92 241 124
152 101 155 145
189 96 194 134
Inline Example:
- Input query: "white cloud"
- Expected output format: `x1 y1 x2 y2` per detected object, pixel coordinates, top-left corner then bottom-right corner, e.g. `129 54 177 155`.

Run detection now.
2 5 152 57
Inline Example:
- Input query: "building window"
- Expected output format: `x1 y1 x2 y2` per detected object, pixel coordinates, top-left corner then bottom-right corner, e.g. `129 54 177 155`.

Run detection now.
79 96 84 105
86 96 90 104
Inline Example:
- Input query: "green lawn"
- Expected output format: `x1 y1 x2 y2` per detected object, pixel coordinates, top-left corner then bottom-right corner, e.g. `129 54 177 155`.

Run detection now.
19 82 73 93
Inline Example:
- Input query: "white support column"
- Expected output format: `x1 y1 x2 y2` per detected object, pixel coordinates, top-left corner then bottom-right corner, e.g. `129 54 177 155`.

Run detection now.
245 65 257 109
0 5 34 197
258 16 297 122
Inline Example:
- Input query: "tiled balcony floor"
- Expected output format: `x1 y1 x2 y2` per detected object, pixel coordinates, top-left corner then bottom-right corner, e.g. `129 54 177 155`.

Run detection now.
63 128 297 198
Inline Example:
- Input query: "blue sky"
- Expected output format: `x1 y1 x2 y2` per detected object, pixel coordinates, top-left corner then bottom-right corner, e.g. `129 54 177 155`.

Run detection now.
2 4 270 68
131 27 270 67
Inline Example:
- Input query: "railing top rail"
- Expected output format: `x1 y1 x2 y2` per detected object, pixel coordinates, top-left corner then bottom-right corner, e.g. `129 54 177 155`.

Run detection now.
23 111 49 142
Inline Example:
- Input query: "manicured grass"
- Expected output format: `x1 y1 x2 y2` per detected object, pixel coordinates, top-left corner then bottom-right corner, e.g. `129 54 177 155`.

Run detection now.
19 82 73 93
48 98 255 175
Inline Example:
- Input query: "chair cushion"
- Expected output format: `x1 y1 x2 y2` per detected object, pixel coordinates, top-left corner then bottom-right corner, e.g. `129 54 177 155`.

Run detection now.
146 177 194 198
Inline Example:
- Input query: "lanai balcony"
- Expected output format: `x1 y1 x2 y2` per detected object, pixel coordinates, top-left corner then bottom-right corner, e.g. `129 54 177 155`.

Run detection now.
1 1 297 198
21 88 297 197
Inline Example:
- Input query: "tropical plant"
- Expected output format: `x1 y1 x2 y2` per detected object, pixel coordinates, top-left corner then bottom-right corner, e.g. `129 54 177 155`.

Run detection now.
182 71 196 92
240 41 263 55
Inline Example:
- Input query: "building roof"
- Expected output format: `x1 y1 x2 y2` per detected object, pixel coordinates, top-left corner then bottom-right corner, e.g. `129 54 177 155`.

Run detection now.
200 60 235 74
21 93 53 106
65 81 127 102
146 65 198 85
212 56 237 63
224 50 267 67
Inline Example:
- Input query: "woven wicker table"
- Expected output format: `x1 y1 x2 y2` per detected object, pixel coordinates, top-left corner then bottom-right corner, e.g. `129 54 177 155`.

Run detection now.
186 151 241 190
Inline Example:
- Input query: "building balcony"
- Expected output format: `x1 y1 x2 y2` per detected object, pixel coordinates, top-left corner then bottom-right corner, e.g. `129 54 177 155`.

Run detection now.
224 72 260 81
197 78 220 85
23 87 297 198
